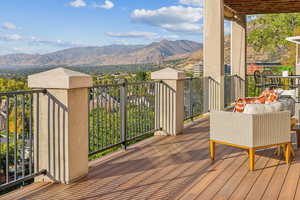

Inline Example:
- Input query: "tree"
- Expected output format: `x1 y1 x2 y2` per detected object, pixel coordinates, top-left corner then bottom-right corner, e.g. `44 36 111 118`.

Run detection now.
248 13 300 62
282 26 300 66
0 143 15 183
135 72 148 81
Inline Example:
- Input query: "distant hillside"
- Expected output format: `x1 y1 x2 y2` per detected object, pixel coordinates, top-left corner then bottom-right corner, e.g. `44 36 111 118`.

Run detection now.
0 40 202 67
166 35 230 71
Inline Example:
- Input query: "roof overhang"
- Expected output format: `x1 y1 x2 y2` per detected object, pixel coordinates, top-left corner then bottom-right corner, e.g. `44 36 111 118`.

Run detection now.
286 36 300 44
225 0 300 15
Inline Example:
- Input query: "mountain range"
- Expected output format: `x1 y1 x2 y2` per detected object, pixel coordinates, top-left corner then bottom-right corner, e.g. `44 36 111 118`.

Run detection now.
0 40 202 67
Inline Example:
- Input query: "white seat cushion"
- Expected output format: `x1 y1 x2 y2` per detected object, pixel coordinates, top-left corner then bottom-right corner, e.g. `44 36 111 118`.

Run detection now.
243 102 283 114
277 89 297 100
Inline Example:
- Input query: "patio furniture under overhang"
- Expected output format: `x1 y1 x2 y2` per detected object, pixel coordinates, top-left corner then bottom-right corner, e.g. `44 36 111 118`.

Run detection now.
286 36 300 74
204 0 300 110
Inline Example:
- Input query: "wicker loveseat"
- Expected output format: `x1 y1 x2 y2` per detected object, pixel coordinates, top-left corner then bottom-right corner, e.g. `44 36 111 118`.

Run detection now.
210 111 292 171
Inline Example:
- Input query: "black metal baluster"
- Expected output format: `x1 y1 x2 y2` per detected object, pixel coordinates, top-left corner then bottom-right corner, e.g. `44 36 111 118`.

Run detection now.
14 95 17 180
21 95 25 178
97 88 100 149
92 89 95 153
88 89 90 153
116 87 120 144
120 80 127 149
36 93 40 173
52 101 56 179
47 95 51 175
6 97 10 183
29 94 33 175
109 92 112 146
62 110 66 183
100 87 104 149
171 88 174 134
158 82 161 130
57 106 61 181
104 87 108 147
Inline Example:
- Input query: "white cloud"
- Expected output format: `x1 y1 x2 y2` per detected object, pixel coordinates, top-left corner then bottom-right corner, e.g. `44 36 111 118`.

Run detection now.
2 22 17 30
29 37 84 48
161 23 202 33
0 34 84 48
106 31 179 41
106 31 157 39
131 6 202 34
69 0 86 8
0 34 23 41
178 0 202 7
93 0 114 9
157 34 179 40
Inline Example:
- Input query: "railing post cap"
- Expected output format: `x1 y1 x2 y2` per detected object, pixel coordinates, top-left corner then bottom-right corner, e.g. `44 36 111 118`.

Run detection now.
151 68 186 80
28 67 93 89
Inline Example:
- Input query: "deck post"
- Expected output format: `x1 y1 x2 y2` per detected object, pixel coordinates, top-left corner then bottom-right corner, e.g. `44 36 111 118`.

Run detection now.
151 68 186 136
231 14 246 98
296 44 300 75
204 0 225 110
28 67 92 184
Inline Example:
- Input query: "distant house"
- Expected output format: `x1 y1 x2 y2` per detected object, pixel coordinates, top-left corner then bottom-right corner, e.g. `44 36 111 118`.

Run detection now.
90 92 120 112
89 90 152 112
247 63 282 74
193 62 203 75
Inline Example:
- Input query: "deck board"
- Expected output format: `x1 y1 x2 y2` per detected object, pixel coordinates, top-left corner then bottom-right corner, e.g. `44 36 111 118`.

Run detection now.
1 118 300 200
244 151 280 200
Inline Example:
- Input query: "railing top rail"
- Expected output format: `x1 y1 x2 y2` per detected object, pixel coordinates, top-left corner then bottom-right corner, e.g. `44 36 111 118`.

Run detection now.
0 89 46 97
182 77 203 81
90 80 160 88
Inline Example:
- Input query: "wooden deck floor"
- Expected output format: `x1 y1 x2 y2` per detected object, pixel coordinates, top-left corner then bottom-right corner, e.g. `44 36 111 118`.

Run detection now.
2 118 300 200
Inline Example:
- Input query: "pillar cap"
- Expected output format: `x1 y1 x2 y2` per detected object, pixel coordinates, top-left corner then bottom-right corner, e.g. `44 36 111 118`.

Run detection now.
151 68 186 80
28 67 93 89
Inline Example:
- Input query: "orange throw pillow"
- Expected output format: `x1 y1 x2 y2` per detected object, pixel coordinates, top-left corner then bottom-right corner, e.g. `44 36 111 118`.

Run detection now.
261 89 278 103
233 89 278 113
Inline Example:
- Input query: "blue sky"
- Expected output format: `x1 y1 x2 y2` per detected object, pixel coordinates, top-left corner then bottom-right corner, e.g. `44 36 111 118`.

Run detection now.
0 0 231 55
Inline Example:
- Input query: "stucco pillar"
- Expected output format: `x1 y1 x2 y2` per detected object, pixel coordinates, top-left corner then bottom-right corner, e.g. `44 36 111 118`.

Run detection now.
151 68 186 136
28 67 92 184
231 14 246 98
296 44 300 75
204 0 225 110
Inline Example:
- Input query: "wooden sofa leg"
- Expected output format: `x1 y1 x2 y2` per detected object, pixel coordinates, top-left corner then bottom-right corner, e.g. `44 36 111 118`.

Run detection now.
209 140 215 161
285 143 292 164
249 148 255 171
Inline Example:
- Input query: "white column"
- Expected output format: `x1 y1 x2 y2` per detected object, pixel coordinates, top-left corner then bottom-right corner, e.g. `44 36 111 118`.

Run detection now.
151 68 186 136
296 44 300 75
204 0 225 110
231 14 246 98
28 67 92 184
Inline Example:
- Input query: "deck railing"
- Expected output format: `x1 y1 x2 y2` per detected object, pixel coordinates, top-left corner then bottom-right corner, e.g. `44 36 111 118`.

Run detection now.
0 89 71 192
0 71 242 192
182 76 242 120
88 81 162 156
246 74 300 98
224 75 245 107
183 77 206 120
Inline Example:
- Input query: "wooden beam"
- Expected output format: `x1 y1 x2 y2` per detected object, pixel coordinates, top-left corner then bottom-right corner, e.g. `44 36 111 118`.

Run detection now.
225 0 299 4
224 5 236 19
225 0 300 14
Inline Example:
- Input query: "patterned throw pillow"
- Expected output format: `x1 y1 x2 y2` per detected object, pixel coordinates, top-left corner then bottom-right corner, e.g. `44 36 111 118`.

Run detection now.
233 97 262 112
233 89 278 113
261 89 278 103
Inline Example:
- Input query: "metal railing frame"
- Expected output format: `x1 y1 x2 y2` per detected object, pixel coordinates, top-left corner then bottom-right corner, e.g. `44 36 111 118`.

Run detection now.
88 80 162 156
